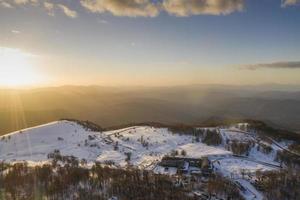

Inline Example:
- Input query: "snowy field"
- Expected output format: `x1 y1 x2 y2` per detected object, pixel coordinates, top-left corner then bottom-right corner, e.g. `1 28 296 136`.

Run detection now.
0 120 285 200
214 158 277 179
0 121 230 167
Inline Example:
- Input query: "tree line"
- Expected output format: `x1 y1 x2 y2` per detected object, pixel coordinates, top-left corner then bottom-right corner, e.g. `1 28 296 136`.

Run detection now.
0 150 244 200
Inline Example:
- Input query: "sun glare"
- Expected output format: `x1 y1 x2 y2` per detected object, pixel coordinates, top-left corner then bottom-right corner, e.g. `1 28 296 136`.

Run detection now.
0 47 41 87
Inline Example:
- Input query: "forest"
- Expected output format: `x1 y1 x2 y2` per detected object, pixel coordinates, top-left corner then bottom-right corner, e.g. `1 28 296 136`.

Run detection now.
0 150 243 200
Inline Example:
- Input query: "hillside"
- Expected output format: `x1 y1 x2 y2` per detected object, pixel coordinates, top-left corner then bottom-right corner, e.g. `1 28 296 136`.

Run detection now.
0 120 231 165
1 120 298 200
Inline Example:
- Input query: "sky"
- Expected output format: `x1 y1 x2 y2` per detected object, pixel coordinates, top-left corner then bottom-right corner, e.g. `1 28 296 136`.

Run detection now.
0 0 300 87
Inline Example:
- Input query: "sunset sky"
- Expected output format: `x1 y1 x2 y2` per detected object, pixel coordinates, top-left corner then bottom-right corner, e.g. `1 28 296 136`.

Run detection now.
0 0 300 87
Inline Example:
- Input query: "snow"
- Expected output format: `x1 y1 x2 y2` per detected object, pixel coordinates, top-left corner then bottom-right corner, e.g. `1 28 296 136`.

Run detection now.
248 144 278 164
0 120 284 200
236 179 263 200
99 126 230 168
0 121 96 161
177 143 231 158
219 128 254 143
213 157 277 200
153 166 178 175
0 121 230 167
96 150 126 166
214 158 276 179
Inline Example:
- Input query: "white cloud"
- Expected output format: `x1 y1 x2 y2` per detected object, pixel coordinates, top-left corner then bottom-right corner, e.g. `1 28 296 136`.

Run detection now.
0 1 13 8
282 0 300 7
97 19 109 24
80 0 160 17
43 2 77 18
44 2 54 10
0 0 77 18
11 30 21 34
13 0 37 5
57 4 78 18
44 2 55 16
163 0 244 16
80 0 245 17
14 0 29 4
0 0 297 18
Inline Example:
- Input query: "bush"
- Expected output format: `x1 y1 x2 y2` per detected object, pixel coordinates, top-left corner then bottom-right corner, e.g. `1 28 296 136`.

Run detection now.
207 175 243 200
202 130 222 146
255 169 300 200
181 150 187 156
276 150 300 167
230 140 253 155
62 119 104 132
258 143 273 154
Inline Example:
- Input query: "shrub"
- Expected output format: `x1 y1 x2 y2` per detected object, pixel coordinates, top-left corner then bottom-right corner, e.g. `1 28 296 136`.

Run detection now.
230 140 253 155
202 130 222 146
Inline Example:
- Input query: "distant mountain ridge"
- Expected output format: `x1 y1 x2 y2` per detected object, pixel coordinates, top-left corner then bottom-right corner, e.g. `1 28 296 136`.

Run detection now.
0 84 299 135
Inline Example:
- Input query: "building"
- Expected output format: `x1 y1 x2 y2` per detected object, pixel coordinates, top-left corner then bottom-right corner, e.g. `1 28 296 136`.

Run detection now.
159 156 212 175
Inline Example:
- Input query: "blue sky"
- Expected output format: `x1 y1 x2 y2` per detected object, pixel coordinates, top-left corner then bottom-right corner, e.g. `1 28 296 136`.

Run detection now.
0 0 300 87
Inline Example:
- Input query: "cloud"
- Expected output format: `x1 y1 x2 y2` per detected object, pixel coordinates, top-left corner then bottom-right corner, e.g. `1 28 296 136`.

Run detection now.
80 0 160 17
241 61 300 70
0 0 295 18
0 0 77 18
14 0 38 5
44 2 53 10
11 30 21 34
282 0 300 7
162 0 245 16
57 4 78 18
43 2 77 18
43 2 55 16
14 0 29 4
97 19 109 24
0 1 13 8
80 0 245 17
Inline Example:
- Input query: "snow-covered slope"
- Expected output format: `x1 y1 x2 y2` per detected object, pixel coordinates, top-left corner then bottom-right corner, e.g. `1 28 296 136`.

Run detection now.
1 120 286 200
0 121 230 167
0 121 99 162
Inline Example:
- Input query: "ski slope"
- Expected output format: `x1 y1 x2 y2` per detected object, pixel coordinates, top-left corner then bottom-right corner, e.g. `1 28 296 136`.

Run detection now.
0 120 230 167
0 120 284 200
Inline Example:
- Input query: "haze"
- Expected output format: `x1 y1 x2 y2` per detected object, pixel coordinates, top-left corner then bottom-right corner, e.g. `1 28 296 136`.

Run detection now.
1 0 300 134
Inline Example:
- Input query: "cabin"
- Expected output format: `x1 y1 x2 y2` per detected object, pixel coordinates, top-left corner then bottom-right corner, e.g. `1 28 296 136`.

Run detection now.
159 156 212 175
160 158 185 168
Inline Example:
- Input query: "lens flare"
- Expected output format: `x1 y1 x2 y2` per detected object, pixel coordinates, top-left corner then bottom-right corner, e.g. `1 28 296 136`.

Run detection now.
0 47 41 87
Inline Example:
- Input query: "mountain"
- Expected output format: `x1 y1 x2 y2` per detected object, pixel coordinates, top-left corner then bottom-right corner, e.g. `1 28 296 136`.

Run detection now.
0 120 231 164
0 84 300 135
1 119 297 200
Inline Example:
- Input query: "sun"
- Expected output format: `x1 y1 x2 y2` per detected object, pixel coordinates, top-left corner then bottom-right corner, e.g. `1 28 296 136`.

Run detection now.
0 47 41 87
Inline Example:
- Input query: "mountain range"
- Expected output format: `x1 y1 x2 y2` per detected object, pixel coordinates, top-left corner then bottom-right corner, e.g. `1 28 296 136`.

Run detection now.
0 84 299 135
